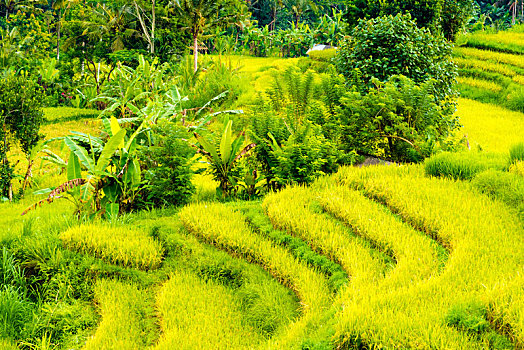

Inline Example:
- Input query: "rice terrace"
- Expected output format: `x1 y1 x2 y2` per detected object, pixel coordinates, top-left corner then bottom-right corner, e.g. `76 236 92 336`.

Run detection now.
1 0 524 349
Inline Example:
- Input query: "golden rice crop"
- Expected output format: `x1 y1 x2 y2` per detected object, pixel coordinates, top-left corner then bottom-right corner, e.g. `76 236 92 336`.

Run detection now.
0 339 18 350
466 32 524 54
510 161 524 176
456 98 524 152
315 183 444 289
154 270 264 349
263 186 389 288
59 223 164 270
84 279 154 350
454 56 518 77
328 165 524 348
513 74 524 85
178 202 331 348
454 46 524 69
456 76 503 92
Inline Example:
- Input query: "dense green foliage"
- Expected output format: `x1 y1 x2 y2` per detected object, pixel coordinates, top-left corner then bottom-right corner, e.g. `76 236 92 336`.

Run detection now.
0 75 43 200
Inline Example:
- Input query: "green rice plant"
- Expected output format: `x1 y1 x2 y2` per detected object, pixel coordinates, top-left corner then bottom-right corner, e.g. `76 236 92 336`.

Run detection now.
238 204 348 292
465 32 524 55
263 186 390 289
454 56 519 77
153 270 265 349
472 169 524 220
59 223 164 270
509 142 524 164
454 47 524 70
456 76 503 92
43 107 99 124
178 202 332 348
329 165 524 348
424 151 508 180
84 279 156 350
456 98 524 152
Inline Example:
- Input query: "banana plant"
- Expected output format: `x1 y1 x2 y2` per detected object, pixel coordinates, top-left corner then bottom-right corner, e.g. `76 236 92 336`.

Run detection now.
194 119 255 197
22 117 145 218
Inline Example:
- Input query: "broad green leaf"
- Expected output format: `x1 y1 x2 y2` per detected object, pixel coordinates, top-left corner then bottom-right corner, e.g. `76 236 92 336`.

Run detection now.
195 133 220 165
67 152 82 181
64 137 95 172
110 116 121 136
110 116 125 148
220 120 233 163
96 129 127 172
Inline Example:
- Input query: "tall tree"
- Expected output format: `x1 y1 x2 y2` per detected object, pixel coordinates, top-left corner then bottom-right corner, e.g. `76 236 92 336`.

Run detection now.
170 0 245 72
52 0 79 61
286 0 317 28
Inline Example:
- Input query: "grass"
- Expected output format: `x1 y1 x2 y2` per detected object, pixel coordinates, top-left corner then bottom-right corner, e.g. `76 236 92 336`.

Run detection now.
263 186 391 287
154 270 264 349
456 98 524 152
43 107 99 124
59 223 164 270
329 165 524 348
424 151 508 180
454 46 524 70
84 279 156 350
456 76 503 92
179 202 333 348
464 31 524 55
472 169 524 220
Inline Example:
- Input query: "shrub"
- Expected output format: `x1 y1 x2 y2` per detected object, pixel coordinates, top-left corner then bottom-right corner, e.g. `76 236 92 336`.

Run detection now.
139 121 195 208
337 76 458 162
0 75 44 200
472 169 524 220
271 123 340 186
59 224 164 270
308 49 337 62
424 151 508 180
336 13 457 110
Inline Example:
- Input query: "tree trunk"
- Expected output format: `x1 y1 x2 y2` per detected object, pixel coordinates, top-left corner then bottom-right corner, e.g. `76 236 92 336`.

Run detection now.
151 0 155 54
57 8 61 61
193 34 198 73
22 159 33 192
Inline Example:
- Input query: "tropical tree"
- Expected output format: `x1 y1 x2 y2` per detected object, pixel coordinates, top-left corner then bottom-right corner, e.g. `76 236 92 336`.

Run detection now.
170 0 246 72
51 0 80 61
286 0 317 28
1 0 43 23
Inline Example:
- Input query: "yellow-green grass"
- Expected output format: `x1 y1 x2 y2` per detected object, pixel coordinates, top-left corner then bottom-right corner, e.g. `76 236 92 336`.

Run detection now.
84 279 155 350
263 186 389 288
315 183 444 290
0 339 18 349
513 74 524 85
466 32 524 54
154 270 264 349
456 76 503 92
455 46 524 69
328 165 524 347
454 56 519 77
43 107 99 123
179 202 331 348
59 223 164 270
510 161 524 176
456 98 524 152
191 173 218 202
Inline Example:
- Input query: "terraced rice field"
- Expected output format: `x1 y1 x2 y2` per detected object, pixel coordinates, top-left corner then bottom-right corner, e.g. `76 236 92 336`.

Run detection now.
20 162 517 349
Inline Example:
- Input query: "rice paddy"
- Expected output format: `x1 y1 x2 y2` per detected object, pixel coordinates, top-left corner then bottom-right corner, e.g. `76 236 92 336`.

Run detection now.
2 36 524 349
